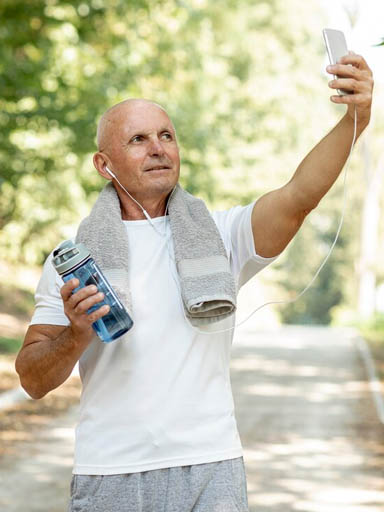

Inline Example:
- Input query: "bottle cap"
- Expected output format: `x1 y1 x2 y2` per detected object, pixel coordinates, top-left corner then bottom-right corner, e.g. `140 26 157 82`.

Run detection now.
52 240 90 275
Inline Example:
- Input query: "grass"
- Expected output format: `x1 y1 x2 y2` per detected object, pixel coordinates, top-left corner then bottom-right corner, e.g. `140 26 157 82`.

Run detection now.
359 314 384 344
358 314 384 381
360 327 384 345
363 341 384 381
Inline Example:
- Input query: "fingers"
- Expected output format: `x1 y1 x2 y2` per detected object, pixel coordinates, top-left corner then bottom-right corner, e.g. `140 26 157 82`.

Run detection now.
60 278 80 302
65 283 97 310
70 290 104 314
326 52 374 117
326 50 373 79
327 62 366 80
60 279 110 336
328 77 357 92
339 52 372 73
328 77 371 95
84 304 110 324
61 279 102 310
330 92 366 104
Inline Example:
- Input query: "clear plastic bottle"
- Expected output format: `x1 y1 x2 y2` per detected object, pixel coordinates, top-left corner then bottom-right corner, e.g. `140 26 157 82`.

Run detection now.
52 240 133 343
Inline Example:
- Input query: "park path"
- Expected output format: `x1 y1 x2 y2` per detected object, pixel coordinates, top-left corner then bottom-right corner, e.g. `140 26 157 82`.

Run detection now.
0 324 383 511
232 324 384 512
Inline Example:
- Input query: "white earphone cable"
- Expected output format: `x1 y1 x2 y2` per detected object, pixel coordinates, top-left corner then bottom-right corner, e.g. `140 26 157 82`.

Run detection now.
107 167 176 236
168 107 358 335
109 107 358 336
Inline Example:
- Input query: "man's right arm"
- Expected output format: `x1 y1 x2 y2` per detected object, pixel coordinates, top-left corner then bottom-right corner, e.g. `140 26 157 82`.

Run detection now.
15 278 109 399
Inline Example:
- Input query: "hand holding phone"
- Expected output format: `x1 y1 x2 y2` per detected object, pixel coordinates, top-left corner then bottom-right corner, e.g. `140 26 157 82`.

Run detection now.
323 28 353 96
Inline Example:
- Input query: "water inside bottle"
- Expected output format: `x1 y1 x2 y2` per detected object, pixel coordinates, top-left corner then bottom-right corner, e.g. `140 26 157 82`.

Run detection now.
62 262 133 343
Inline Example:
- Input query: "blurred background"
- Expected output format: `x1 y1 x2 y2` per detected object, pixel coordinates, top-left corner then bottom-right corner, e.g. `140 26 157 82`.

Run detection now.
0 0 383 347
0 0 383 510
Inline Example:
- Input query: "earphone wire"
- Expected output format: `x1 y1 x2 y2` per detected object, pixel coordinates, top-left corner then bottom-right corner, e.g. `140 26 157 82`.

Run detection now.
167 107 358 335
109 170 176 237
225 106 359 333
110 107 357 336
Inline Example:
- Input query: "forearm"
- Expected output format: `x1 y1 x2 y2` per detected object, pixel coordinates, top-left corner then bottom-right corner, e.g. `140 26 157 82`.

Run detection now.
290 113 368 212
16 326 89 399
16 277 108 399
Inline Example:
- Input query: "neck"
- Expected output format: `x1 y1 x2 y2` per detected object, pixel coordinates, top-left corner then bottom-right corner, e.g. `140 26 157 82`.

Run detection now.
114 187 169 221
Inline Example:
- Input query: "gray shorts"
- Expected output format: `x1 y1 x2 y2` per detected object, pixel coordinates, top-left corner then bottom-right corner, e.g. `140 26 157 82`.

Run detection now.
68 457 248 512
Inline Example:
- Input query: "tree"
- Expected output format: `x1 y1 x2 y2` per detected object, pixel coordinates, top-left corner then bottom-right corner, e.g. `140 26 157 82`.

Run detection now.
357 140 384 318
0 0 329 265
4 0 366 326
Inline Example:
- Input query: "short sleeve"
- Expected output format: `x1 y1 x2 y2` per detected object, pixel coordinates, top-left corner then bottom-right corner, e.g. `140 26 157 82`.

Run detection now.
30 249 70 326
211 202 278 289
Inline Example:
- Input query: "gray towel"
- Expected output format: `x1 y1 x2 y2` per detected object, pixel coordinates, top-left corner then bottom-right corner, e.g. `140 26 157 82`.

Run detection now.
75 183 132 313
76 182 236 326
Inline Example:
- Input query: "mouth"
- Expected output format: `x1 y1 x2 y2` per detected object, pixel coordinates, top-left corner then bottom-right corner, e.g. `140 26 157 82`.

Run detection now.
144 165 171 172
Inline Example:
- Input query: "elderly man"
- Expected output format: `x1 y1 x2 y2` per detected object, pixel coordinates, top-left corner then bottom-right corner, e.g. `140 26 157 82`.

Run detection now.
16 53 373 511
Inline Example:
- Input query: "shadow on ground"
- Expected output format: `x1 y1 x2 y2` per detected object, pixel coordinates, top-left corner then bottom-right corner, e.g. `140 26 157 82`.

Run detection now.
0 325 383 511
231 325 384 512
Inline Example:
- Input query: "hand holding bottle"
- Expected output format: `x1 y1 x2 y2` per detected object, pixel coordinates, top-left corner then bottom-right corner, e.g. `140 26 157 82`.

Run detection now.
60 278 110 344
52 241 133 343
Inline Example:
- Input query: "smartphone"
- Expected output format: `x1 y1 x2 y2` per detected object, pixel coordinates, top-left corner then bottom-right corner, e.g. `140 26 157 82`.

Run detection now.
322 28 352 96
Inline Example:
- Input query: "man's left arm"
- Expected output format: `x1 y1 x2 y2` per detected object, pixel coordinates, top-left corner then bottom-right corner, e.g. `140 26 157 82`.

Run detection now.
251 52 374 258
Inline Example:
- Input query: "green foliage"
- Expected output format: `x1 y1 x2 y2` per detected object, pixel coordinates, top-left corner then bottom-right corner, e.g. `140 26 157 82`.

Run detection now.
358 313 384 344
0 0 329 265
274 222 345 325
0 281 35 318
273 169 363 325
357 314 384 382
0 336 22 354
2 0 369 327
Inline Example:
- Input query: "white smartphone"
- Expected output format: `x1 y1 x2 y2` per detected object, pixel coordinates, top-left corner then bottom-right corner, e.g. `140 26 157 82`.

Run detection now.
323 28 352 96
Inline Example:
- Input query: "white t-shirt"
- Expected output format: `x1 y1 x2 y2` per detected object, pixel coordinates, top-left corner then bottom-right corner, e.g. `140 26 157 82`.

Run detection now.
31 202 276 475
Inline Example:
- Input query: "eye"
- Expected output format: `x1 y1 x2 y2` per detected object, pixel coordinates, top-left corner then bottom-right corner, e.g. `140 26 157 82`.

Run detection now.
131 135 144 143
161 132 173 140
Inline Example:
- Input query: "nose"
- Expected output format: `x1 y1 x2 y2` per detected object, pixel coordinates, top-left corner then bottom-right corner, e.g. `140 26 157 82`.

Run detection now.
149 137 165 156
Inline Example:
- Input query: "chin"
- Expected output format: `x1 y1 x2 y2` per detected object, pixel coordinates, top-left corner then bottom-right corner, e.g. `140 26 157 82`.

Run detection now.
145 179 175 197
149 171 178 187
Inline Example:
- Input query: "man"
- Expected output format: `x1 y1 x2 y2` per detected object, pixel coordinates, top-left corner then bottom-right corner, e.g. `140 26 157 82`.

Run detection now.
16 53 373 511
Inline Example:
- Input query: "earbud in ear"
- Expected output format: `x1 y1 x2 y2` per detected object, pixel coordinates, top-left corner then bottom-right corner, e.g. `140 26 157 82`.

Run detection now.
105 166 116 179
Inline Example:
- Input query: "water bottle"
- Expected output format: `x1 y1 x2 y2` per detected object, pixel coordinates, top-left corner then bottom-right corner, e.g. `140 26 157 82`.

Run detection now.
52 240 133 343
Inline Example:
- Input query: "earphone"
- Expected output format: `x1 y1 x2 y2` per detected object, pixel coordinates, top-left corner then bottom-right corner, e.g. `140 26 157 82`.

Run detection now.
105 165 174 236
105 166 116 179
105 107 358 336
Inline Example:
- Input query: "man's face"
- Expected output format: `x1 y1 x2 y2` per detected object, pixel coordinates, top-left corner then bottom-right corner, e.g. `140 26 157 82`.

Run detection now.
100 102 180 201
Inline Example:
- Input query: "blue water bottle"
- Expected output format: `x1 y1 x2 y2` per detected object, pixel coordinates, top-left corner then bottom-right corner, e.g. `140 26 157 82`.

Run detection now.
52 240 133 342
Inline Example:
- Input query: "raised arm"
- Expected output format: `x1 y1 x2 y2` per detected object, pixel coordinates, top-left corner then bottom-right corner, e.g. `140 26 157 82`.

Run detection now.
15 279 109 399
251 52 373 258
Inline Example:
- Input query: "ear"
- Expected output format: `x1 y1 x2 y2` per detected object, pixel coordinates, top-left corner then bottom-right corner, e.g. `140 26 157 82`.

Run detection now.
93 152 113 181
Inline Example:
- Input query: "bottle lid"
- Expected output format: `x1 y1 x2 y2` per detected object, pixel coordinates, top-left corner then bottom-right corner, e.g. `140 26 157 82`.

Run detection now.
52 240 90 275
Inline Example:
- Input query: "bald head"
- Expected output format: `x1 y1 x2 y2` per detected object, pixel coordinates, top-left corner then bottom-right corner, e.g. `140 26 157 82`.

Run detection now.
93 97 180 207
96 99 174 151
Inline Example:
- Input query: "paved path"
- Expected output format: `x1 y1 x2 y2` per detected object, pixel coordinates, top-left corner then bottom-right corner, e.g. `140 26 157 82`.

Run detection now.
0 406 77 511
232 325 384 512
1 325 383 511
